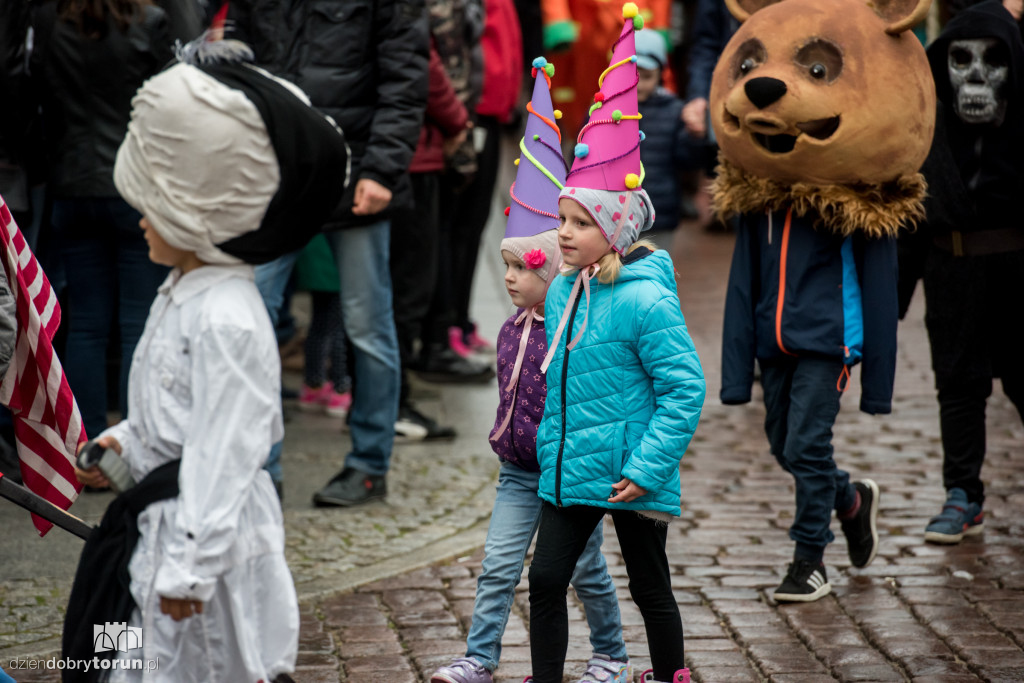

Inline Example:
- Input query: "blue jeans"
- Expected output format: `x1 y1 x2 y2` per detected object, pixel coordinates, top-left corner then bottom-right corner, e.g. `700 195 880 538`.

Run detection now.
254 250 302 483
760 356 857 560
256 222 399 479
467 464 626 671
52 198 169 438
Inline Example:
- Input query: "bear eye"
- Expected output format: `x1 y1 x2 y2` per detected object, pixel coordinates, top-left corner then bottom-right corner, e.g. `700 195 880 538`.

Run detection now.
795 39 843 83
732 39 766 80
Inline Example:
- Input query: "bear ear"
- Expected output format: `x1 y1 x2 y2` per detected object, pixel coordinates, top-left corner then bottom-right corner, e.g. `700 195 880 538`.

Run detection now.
723 0 783 23
872 0 932 35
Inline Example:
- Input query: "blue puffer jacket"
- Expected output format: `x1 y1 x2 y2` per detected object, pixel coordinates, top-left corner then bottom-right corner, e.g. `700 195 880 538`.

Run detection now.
537 248 706 517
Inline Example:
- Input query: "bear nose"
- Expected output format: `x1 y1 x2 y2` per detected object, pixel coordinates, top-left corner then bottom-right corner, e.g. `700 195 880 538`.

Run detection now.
744 77 788 109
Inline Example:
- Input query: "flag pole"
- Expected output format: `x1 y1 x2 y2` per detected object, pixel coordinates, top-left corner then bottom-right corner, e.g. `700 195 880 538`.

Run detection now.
0 473 93 540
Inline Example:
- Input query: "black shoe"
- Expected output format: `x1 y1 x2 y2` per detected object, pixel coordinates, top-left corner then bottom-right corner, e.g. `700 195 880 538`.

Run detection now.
840 479 880 568
312 468 386 507
395 404 457 441
412 347 495 384
773 559 831 603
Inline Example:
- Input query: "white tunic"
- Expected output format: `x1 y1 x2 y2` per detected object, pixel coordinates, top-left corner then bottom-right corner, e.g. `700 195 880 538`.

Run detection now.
102 265 297 682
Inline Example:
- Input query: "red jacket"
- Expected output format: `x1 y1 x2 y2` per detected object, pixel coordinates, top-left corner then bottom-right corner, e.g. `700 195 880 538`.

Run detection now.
476 0 522 122
409 42 469 173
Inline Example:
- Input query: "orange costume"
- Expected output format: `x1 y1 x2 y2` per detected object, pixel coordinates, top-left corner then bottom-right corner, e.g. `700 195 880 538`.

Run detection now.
542 0 671 139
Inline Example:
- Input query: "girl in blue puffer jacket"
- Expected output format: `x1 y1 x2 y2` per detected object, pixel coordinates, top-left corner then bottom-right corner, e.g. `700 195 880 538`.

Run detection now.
528 185 706 683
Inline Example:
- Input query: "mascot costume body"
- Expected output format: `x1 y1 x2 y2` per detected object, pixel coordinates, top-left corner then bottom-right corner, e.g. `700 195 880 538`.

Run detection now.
898 0 1024 545
712 0 935 602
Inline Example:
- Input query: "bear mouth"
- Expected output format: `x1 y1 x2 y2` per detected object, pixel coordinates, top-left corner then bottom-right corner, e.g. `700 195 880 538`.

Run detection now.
738 114 841 154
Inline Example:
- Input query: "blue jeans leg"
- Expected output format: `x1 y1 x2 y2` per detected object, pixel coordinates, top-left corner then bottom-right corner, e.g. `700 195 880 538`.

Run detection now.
328 222 399 476
113 202 169 417
761 357 855 558
466 465 626 670
54 198 166 438
254 251 301 483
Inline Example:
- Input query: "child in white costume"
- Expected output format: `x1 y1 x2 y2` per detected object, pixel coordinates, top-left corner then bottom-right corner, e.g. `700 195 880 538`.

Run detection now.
70 39 349 683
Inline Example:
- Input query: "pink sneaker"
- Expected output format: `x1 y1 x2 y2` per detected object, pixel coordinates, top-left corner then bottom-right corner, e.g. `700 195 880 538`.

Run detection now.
640 669 690 683
465 324 494 353
299 382 333 411
324 389 352 418
448 326 473 359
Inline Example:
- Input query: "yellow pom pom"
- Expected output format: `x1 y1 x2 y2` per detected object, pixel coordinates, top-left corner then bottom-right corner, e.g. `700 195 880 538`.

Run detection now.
623 2 639 19
553 109 563 120
625 173 640 189
514 158 520 166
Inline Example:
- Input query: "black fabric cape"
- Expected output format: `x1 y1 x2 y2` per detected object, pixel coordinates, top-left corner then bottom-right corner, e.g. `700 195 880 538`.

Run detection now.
61 460 180 683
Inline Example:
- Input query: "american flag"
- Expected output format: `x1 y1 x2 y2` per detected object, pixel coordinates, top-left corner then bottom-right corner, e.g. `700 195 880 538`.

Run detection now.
0 195 85 536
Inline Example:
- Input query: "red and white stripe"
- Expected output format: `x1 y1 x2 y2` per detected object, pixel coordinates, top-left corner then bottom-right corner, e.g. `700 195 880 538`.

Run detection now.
0 196 85 535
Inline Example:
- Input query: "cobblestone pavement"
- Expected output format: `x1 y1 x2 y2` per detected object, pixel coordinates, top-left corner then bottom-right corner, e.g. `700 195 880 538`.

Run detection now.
4 218 1024 682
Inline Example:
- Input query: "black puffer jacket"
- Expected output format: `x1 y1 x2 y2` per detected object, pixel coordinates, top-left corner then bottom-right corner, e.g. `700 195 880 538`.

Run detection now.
227 0 429 228
29 1 173 198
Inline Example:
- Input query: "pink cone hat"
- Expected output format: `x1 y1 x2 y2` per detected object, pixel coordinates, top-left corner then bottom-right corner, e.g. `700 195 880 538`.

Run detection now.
566 3 646 191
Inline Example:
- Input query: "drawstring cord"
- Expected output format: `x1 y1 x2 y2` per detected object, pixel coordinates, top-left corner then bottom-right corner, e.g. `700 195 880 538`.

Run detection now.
836 364 851 392
540 263 600 374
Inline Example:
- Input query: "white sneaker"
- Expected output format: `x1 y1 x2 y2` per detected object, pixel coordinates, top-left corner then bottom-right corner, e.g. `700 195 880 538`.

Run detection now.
577 654 631 683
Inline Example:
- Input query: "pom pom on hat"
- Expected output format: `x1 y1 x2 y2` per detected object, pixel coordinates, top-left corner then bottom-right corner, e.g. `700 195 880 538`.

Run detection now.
505 54 567 246
575 143 590 158
564 2 644 193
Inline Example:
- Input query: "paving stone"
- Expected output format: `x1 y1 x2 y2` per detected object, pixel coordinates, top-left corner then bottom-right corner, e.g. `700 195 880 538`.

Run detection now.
693 667 760 682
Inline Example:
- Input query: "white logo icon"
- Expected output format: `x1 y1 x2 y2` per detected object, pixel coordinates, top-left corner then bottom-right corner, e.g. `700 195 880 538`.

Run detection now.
93 623 143 653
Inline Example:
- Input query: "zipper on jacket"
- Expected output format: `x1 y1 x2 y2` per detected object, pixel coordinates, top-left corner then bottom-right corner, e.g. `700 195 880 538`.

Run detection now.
555 288 583 508
774 207 796 356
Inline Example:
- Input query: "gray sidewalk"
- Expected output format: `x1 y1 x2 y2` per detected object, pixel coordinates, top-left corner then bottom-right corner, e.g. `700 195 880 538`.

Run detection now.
4 210 1024 682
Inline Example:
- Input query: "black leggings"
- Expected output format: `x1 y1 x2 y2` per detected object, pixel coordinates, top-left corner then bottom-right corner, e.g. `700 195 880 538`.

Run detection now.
528 503 684 682
939 373 1024 504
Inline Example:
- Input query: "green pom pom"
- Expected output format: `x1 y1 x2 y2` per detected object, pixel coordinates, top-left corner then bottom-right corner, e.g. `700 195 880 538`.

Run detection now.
544 63 555 77
612 109 623 122
633 15 644 30
533 134 540 140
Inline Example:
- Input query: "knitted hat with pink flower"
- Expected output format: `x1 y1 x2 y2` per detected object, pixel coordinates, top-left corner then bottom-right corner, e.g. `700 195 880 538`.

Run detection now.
499 56 566 283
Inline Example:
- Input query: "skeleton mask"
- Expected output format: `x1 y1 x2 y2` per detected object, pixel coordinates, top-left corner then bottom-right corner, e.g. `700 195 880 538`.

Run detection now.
948 37 1009 125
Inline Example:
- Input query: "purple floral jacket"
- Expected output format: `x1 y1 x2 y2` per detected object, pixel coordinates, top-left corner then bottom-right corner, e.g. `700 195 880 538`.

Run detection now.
489 310 547 471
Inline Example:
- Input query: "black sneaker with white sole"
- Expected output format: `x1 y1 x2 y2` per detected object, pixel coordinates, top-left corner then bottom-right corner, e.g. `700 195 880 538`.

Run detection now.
395 404 457 441
840 479 880 568
773 558 831 603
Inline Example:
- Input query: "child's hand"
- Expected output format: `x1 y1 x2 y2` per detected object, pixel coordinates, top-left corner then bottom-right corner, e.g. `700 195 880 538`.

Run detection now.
73 436 123 488
608 478 647 503
159 597 204 621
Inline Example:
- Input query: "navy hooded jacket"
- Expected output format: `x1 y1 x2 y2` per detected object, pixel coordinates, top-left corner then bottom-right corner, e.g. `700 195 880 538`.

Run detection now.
721 208 899 415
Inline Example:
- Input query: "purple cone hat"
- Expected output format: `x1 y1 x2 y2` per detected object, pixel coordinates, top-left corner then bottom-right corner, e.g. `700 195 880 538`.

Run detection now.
501 56 567 283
